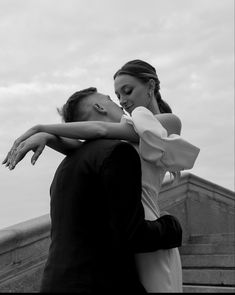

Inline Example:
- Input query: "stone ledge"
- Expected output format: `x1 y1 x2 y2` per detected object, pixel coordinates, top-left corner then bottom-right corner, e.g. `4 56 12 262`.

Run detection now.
162 172 235 202
183 284 235 293
187 173 234 200
0 214 50 255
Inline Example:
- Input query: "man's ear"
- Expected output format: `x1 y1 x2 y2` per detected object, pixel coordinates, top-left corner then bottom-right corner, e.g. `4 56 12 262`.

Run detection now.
93 103 107 115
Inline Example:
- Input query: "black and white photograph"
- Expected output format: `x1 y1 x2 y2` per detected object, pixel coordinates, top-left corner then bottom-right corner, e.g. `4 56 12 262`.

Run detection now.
0 0 234 293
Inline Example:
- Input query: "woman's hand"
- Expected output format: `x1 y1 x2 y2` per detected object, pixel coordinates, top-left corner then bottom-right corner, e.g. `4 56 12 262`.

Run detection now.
3 131 47 170
2 125 41 168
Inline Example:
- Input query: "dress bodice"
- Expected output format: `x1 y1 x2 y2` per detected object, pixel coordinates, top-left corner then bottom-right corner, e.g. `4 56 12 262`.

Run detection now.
122 107 200 221
131 143 165 220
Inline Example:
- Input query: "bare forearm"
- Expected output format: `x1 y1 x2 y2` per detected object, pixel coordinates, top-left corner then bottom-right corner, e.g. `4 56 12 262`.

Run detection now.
38 121 139 142
45 133 82 155
38 122 106 140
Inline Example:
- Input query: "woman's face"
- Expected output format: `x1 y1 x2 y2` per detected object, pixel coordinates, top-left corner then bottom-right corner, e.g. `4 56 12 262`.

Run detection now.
114 74 150 114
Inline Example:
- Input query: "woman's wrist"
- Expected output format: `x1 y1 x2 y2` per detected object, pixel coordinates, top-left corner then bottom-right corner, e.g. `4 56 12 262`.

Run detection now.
36 132 58 145
34 124 43 133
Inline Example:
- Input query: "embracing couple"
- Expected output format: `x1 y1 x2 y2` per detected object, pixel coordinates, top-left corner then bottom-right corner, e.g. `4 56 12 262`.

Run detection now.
3 60 200 293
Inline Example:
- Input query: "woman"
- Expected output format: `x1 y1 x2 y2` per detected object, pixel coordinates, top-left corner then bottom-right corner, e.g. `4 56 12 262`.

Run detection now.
3 60 200 292
114 60 185 292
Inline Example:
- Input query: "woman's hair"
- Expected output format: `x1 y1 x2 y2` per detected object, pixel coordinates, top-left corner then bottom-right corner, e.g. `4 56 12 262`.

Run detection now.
57 87 97 122
114 59 172 113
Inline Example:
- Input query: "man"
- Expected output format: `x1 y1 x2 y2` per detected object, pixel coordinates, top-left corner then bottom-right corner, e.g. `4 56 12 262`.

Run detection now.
3 88 182 293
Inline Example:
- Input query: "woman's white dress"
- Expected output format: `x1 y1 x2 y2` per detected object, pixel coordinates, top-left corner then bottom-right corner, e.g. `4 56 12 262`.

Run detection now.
122 107 200 293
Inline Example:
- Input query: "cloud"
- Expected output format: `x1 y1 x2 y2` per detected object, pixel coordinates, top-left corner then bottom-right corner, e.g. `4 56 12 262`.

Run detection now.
0 0 234 227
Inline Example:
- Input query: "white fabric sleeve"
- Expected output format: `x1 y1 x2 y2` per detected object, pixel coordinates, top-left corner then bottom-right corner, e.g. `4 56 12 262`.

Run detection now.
121 107 200 172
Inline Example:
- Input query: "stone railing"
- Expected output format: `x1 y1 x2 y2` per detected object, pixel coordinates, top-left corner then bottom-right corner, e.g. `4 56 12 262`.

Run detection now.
159 173 235 240
0 173 234 292
0 215 50 292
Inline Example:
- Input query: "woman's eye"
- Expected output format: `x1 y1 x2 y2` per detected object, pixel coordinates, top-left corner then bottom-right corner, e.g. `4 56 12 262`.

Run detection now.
125 89 132 95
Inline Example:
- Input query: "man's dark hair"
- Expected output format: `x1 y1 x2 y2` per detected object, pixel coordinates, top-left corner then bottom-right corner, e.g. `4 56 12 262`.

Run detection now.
58 87 97 122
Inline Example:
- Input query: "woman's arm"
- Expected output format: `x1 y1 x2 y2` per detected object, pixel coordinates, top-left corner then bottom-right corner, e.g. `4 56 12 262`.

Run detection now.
37 114 180 141
46 134 82 155
155 113 182 135
5 112 177 166
3 112 179 169
3 120 139 169
37 121 139 142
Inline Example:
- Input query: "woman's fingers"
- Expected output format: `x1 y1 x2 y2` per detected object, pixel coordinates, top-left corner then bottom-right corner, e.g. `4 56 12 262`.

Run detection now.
2 151 11 165
8 139 46 170
31 145 45 165
3 139 21 167
3 127 39 167
10 148 27 170
5 149 16 167
8 142 26 170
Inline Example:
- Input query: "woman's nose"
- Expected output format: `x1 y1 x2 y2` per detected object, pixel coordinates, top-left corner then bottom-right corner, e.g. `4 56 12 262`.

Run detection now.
119 96 127 107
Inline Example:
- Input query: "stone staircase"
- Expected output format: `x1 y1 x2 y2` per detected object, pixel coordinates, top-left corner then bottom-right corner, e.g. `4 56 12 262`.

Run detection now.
180 233 235 293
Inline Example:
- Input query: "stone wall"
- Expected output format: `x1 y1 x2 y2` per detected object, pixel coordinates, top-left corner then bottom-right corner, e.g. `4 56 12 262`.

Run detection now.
0 173 234 292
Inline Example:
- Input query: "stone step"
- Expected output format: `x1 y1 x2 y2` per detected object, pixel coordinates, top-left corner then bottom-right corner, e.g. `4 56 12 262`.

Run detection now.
180 243 235 255
182 268 235 286
188 233 235 244
183 284 235 293
181 254 235 268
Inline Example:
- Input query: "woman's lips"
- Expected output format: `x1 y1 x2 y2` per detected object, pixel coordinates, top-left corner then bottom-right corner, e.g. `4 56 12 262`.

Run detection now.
125 105 134 113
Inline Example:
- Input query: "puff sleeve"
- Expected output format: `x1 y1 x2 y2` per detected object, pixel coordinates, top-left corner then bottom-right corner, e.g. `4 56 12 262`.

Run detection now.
122 107 200 172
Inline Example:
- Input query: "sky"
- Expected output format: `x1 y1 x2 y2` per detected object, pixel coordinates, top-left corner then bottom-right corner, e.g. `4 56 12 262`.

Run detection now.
0 0 234 229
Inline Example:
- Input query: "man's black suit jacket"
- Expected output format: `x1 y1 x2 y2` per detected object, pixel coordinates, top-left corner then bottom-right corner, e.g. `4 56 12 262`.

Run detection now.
40 139 182 293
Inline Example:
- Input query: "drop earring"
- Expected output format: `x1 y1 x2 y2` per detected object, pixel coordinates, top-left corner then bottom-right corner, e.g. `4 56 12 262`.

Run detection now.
148 90 153 98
